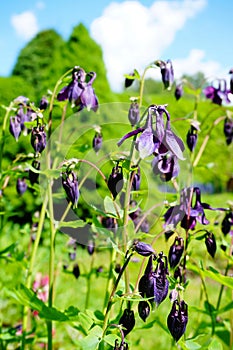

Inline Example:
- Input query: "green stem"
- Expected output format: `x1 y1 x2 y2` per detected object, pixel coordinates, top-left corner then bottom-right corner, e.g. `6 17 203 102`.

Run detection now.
101 252 133 339
85 253 95 309
193 115 226 168
216 263 230 310
103 247 117 313
21 197 48 348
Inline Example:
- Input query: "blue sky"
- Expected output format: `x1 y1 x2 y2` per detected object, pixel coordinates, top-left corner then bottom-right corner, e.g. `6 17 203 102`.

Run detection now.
1 0 232 91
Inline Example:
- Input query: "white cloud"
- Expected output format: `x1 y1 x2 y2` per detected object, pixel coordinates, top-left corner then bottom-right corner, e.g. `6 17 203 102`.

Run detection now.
173 49 225 81
91 0 207 91
11 11 39 40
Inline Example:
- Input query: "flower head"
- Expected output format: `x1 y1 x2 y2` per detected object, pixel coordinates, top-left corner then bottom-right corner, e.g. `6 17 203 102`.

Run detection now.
128 100 140 126
168 237 184 268
119 308 135 337
9 116 21 141
92 132 103 153
174 83 183 100
31 125 46 154
157 59 174 90
203 79 231 105
107 164 124 199
57 67 98 111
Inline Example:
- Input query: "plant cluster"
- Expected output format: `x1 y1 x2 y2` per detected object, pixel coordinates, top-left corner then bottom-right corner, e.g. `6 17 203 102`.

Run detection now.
0 58 232 350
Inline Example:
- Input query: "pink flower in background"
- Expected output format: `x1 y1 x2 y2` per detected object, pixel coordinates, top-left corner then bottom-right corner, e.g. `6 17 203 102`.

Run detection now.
33 273 49 303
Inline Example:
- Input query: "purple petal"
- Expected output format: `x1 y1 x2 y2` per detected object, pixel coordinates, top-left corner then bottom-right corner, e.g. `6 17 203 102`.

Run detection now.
117 128 144 147
165 128 185 160
136 129 155 159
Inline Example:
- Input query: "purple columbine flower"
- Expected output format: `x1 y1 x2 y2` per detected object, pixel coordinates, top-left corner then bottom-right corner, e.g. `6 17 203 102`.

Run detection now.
133 240 155 257
9 116 21 141
31 125 46 154
119 308 135 337
167 299 188 342
168 237 184 268
138 253 169 307
186 125 199 152
205 231 216 258
16 178 27 195
39 96 49 110
118 104 185 162
164 187 225 231
61 170 79 208
221 210 233 235
203 79 231 106
57 67 98 111
157 59 174 90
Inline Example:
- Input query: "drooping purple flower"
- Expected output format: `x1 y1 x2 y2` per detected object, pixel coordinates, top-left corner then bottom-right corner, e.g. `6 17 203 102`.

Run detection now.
119 308 135 337
92 132 103 153
223 117 233 145
16 178 27 195
168 237 184 268
57 67 98 111
128 100 140 126
157 59 174 90
118 104 185 162
167 299 188 342
31 125 46 154
164 187 226 231
9 116 21 141
174 83 183 100
61 170 79 208
203 79 231 105
138 253 169 307
107 164 124 199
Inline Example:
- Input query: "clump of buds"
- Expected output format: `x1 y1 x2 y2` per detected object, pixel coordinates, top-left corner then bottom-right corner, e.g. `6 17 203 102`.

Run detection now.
168 236 184 268
167 299 188 342
118 308 135 337
107 164 123 200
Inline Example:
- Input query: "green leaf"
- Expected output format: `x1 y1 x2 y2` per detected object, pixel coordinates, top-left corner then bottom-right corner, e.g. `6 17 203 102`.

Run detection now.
58 220 87 228
208 337 223 350
104 196 123 218
78 325 102 350
77 312 94 333
184 340 202 350
187 262 233 289
103 334 121 347
0 243 17 256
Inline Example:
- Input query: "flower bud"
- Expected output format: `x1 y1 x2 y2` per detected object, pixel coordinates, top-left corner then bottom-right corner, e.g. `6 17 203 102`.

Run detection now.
221 211 233 235
69 252 76 261
138 300 150 322
168 237 184 268
87 239 95 255
31 125 46 154
128 101 140 126
223 117 233 145
107 165 123 199
159 59 174 90
174 83 183 100
205 231 216 258
186 125 198 152
133 240 155 257
101 216 118 234
16 178 27 195
9 116 21 141
119 308 135 337
125 72 135 88
72 263 80 279
61 170 79 207
130 166 140 191
114 340 128 350
167 299 188 342
92 132 103 153
39 96 49 110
